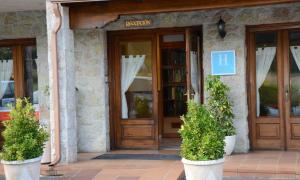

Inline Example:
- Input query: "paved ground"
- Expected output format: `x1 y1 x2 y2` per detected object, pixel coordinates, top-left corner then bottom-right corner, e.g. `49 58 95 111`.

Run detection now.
37 176 300 180
1 151 300 179
224 151 300 179
224 178 298 180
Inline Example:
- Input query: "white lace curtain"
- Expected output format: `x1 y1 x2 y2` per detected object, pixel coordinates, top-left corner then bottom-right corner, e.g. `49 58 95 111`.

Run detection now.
121 55 145 119
256 47 276 116
190 51 200 104
290 46 300 70
0 60 13 99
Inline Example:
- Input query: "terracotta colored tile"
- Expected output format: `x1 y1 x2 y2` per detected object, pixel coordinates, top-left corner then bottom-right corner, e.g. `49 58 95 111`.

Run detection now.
238 160 260 173
224 171 237 177
116 176 140 180
71 169 101 180
238 172 276 178
277 162 296 174
276 173 296 179
3 151 300 180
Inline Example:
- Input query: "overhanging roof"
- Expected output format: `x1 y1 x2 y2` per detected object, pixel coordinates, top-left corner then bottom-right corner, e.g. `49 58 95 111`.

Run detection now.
51 0 109 3
65 0 300 29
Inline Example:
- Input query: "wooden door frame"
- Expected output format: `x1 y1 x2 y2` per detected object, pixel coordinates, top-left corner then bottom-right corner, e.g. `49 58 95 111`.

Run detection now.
107 26 203 150
108 31 159 149
246 22 300 150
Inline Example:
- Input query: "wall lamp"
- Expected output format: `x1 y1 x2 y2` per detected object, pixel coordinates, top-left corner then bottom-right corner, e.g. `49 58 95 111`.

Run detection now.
217 17 226 38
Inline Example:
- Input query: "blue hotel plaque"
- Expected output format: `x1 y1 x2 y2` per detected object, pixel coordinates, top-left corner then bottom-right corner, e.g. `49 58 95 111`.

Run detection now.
211 50 236 75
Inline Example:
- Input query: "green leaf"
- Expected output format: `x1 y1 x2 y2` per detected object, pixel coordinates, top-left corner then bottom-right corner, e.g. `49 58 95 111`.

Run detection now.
0 98 49 161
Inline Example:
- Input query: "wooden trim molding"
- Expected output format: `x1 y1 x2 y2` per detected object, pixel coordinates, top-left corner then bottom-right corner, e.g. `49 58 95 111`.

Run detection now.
0 38 36 47
66 0 299 29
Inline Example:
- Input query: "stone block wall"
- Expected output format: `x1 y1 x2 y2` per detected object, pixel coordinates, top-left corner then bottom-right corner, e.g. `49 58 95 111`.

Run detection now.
74 29 109 153
104 2 300 152
0 11 49 129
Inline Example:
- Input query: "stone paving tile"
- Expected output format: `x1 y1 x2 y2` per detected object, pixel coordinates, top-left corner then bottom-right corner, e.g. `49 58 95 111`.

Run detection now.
224 178 298 180
1 151 300 179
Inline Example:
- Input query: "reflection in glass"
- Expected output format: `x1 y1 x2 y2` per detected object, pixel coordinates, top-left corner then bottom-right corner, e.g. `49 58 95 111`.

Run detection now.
255 32 278 117
162 34 184 43
24 46 38 108
190 51 200 103
162 48 187 117
289 31 300 116
120 41 153 119
0 47 14 110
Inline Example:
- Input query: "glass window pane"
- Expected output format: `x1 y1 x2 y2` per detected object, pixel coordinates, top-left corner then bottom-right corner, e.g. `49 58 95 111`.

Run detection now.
24 46 38 108
255 32 278 117
0 47 14 111
289 31 300 116
162 34 184 43
162 48 187 117
120 41 153 119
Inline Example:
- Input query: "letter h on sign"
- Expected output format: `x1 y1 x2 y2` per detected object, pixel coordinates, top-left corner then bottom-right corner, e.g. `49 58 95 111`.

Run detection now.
211 50 236 75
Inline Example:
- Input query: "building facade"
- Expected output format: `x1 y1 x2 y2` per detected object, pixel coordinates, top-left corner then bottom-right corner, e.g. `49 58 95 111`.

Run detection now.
0 0 300 164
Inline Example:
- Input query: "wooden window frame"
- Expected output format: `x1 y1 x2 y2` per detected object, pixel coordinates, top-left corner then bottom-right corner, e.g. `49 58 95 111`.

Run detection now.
0 38 37 121
246 22 300 150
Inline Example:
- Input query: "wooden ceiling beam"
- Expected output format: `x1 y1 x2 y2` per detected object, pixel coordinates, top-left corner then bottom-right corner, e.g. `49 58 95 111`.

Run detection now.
67 0 299 29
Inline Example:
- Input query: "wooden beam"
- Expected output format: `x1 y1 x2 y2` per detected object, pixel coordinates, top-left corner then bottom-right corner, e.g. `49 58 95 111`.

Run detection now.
68 0 299 29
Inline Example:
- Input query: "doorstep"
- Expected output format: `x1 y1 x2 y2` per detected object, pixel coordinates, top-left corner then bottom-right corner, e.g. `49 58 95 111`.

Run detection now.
224 151 300 179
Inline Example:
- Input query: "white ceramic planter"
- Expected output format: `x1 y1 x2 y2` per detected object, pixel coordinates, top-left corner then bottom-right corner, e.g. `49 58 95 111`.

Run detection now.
2 156 42 180
182 157 225 180
224 135 236 156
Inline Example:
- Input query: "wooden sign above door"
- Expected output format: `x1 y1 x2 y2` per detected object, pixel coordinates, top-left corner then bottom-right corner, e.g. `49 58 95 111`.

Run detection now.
125 19 152 28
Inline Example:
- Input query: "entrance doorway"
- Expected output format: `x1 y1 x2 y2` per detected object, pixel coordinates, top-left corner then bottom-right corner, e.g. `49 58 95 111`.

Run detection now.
108 27 202 150
248 24 300 150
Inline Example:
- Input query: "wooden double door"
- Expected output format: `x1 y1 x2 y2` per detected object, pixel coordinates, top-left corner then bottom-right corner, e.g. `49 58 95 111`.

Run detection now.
248 24 300 150
108 27 202 149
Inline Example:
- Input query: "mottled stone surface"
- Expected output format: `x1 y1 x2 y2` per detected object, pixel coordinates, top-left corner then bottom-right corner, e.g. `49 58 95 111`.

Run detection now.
74 29 109 153
46 3 77 163
105 2 300 153
0 11 49 138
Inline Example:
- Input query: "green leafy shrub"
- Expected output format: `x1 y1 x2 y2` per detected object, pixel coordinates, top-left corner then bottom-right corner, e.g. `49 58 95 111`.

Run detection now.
179 101 225 161
206 75 236 136
0 99 48 161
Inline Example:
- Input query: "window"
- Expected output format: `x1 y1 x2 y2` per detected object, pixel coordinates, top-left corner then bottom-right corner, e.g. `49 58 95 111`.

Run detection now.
0 39 38 111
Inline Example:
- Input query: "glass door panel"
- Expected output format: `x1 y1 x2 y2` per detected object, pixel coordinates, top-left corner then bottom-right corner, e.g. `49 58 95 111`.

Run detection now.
255 32 279 117
250 30 284 150
162 48 186 118
186 28 202 103
289 31 300 116
120 41 153 119
113 34 158 149
0 47 14 111
286 29 300 150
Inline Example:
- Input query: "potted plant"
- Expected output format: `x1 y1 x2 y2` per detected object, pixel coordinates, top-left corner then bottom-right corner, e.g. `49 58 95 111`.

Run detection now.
179 100 225 180
206 75 236 155
1 98 48 180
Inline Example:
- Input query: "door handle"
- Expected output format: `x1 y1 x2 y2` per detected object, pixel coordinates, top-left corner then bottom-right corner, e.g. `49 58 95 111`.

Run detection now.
285 87 289 102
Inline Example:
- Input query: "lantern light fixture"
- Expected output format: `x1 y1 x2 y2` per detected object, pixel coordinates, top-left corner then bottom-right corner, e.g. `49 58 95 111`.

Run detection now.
217 16 226 38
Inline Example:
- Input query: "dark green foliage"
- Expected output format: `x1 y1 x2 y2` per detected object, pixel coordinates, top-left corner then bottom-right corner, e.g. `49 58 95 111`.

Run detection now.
0 99 48 161
134 97 150 118
179 101 225 161
206 75 236 136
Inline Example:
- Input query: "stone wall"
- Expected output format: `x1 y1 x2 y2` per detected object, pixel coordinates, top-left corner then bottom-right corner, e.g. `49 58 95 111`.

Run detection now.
104 2 300 152
0 11 49 129
74 29 109 153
